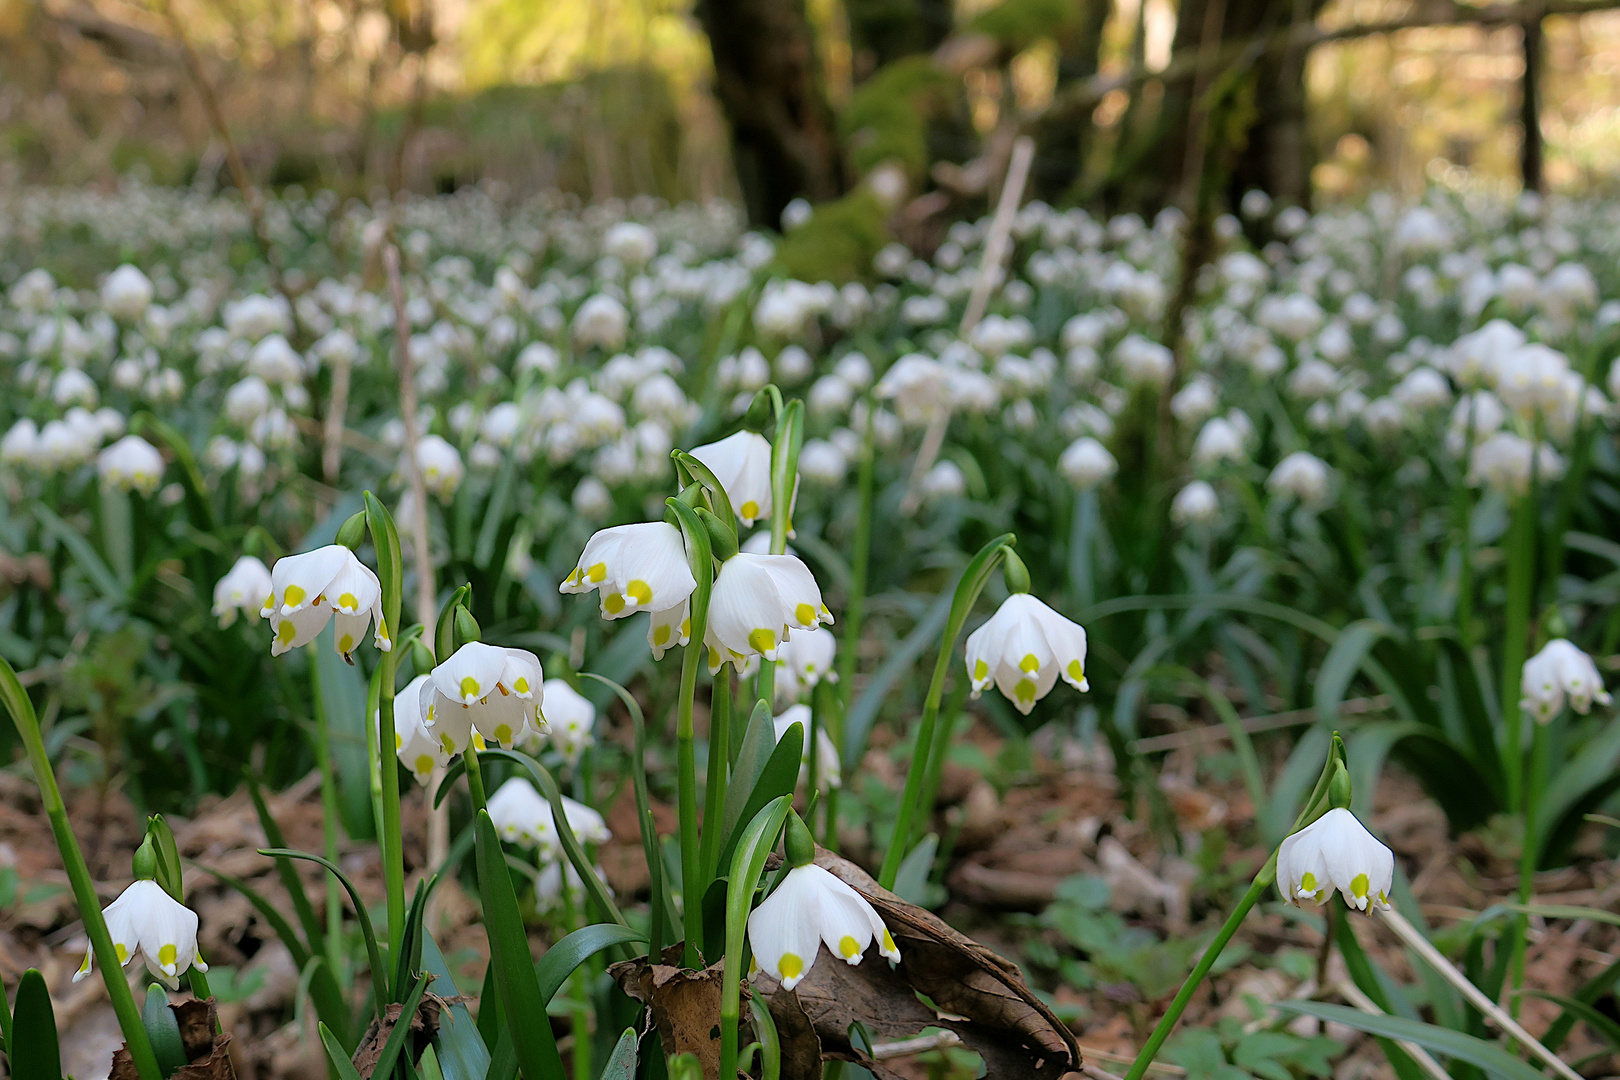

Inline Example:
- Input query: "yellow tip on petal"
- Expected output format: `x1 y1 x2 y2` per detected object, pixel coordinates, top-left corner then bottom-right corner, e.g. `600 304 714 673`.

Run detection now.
839 935 861 959
778 952 804 979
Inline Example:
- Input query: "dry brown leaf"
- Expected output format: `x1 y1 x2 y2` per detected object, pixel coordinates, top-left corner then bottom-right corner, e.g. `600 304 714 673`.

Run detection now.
112 999 237 1080
611 947 727 1077
351 993 452 1077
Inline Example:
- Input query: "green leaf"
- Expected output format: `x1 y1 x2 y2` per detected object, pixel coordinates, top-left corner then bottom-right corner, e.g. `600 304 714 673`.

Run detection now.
394 875 438 1003
10 970 62 1080
319 1022 366 1080
373 973 431 1080
597 1029 639 1080
891 833 937 906
720 701 779 844
260 848 388 1013
421 929 492 1080
245 774 327 958
419 1045 446 1080
35 504 122 601
1276 1001 1551 1080
314 638 378 840
364 491 404 643
1313 620 1395 726
436 585 473 664
535 924 647 1006
142 985 187 1078
474 809 567 1080
714 719 802 880
1529 992 1620 1052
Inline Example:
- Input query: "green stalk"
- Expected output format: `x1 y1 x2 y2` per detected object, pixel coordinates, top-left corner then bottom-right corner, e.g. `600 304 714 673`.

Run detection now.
719 797 793 1080
1122 871 1271 1080
560 888 592 1080
0 658 163 1080
701 671 732 880
311 660 345 981
1500 492 1536 814
463 745 490 811
669 499 715 966
877 534 1015 890
365 492 408 959
913 679 973 849
1509 719 1549 1009
1453 395 1479 646
828 406 877 848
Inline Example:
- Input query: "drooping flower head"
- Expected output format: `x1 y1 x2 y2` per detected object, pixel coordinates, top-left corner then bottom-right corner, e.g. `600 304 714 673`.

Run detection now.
689 430 775 527
74 879 208 991
422 642 545 751
261 545 391 660
1276 807 1393 912
964 593 1088 715
213 555 272 629
1522 639 1611 723
561 522 697 622
706 552 832 670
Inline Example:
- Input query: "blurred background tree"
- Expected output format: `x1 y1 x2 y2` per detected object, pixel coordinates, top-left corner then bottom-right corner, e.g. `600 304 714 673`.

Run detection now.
5 0 1620 237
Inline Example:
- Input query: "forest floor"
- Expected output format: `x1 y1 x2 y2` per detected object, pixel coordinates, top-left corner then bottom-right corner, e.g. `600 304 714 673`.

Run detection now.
1 712 1615 1080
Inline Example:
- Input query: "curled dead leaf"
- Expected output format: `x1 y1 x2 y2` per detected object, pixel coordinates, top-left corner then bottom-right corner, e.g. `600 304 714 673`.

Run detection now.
351 992 453 1077
111 999 237 1080
611 947 728 1078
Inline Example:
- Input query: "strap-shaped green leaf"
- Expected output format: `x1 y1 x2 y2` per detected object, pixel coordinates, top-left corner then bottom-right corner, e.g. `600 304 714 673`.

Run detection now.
245 773 326 957
1277 1001 1553 1080
319 1022 366 1080
260 847 388 1013
372 973 431 1080
474 809 567 1080
142 985 187 1078
10 970 62 1080
581 672 666 956
716 719 802 881
597 1029 638 1080
535 924 647 1007
393 875 438 1003
421 929 492 1080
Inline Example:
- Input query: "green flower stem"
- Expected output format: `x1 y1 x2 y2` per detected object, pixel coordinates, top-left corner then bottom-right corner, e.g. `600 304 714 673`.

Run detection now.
1500 492 1536 814
913 679 973 849
1509 718 1550 1014
377 649 406 957
719 797 792 1080
0 658 162 1080
828 406 877 849
701 671 732 880
669 498 715 967
463 743 490 811
310 661 345 980
1453 396 1480 646
878 534 1016 891
1122 869 1272 1080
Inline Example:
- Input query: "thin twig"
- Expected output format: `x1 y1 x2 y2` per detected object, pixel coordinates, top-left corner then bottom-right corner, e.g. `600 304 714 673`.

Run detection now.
871 1031 962 1059
1080 1044 1187 1075
322 355 353 488
1379 907 1582 1080
1334 978 1452 1080
959 134 1036 336
1130 696 1389 754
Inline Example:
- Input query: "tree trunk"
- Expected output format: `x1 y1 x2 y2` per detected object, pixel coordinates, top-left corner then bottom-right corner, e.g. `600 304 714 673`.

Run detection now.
1031 0 1111 201
1520 9 1544 192
846 0 954 81
697 0 845 227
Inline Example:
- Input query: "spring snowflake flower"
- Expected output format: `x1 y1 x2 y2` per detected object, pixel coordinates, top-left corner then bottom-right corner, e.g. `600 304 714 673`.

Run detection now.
774 704 842 790
561 521 697 622
213 555 273 628
1171 480 1220 525
1276 807 1393 912
964 593 1088 715
101 264 154 321
706 552 831 669
395 675 450 784
97 435 165 495
487 777 610 856
422 641 545 750
1522 639 1611 723
689 430 775 526
1058 437 1117 489
1267 452 1331 504
261 545 391 659
414 435 465 500
775 624 838 705
748 861 898 991
540 677 596 762
74 879 208 991
573 294 630 351
603 221 657 267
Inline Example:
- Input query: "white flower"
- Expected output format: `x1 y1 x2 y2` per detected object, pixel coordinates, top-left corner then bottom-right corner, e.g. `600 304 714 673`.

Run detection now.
964 593 1088 715
689 430 775 526
395 675 450 784
561 522 697 621
747 863 899 990
541 678 596 761
775 624 838 705
224 377 273 424
74 879 208 990
603 222 657 267
213 555 273 628
261 545 391 659
487 778 609 856
423 642 545 750
1467 432 1564 496
1521 639 1611 723
1276 807 1393 912
1267 452 1331 504
574 294 630 350
774 704 842 790
875 354 953 427
1114 335 1173 388
1171 480 1220 525
53 368 98 408
415 435 465 500
1 419 39 465
799 439 847 486
1170 377 1220 425
1192 416 1248 467
706 553 831 669
98 435 165 495
1058 437 1116 489
101 264 154 321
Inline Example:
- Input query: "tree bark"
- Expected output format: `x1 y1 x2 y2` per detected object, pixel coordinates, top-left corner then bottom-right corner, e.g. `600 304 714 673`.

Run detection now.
697 0 845 226
1520 7 1544 192
1030 0 1111 201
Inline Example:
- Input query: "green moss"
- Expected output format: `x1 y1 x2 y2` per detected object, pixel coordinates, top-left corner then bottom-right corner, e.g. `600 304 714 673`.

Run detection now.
840 56 956 182
966 0 1083 52
773 189 891 284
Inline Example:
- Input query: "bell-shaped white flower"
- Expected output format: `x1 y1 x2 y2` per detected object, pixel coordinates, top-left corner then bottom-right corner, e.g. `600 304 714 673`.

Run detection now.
647 600 692 660
394 675 450 784
1267 451 1332 504
1171 480 1220 525
1058 437 1117 489
97 435 165 495
1276 807 1393 912
540 678 597 762
775 625 838 705
689 430 775 526
213 555 273 628
774 704 842 790
486 778 610 856
561 522 697 621
748 863 899 991
1521 639 1611 723
706 553 831 669
74 879 208 991
261 545 391 659
424 642 545 750
101 264 154 321
414 434 465 500
964 593 1088 715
